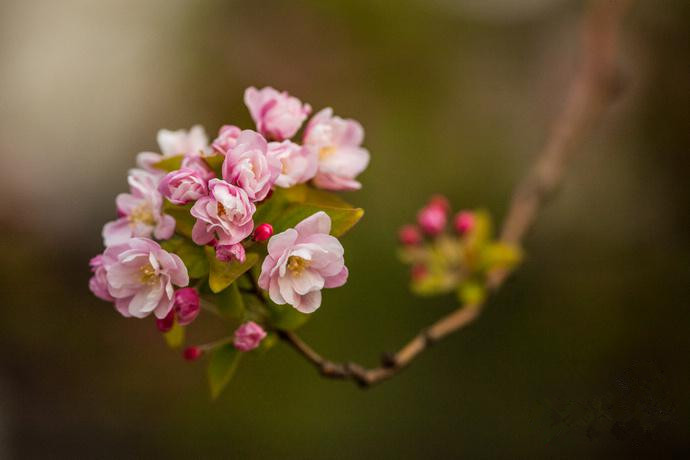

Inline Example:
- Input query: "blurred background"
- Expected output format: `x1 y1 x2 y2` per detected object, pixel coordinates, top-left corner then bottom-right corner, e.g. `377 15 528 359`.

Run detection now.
0 0 688 457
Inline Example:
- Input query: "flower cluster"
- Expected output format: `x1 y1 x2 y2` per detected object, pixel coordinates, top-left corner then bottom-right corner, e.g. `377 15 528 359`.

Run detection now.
89 87 369 393
398 196 521 304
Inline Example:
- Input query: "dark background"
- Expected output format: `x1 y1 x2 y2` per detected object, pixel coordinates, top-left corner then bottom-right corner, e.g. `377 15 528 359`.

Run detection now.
1 0 688 457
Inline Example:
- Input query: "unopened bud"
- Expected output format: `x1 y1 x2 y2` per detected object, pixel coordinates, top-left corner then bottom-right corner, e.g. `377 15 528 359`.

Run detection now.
183 346 203 361
253 223 274 242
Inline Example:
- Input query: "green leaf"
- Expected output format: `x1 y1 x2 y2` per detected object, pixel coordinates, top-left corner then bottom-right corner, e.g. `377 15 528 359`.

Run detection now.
206 247 260 293
160 236 209 278
153 155 184 172
203 155 224 177
162 202 195 239
457 280 486 305
163 320 185 349
273 204 364 237
253 189 291 225
207 344 242 399
214 282 245 321
267 302 310 330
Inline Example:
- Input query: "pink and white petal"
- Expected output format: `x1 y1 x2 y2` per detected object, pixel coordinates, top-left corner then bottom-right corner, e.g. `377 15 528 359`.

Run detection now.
294 290 322 314
290 269 324 296
324 266 348 288
103 218 133 247
294 211 331 238
268 276 286 305
267 229 298 258
154 214 175 240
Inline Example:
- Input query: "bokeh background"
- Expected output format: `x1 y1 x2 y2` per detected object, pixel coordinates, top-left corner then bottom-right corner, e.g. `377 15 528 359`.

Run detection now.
1 0 688 457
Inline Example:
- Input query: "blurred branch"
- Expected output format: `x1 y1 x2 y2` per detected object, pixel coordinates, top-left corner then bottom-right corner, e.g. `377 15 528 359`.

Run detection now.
279 0 632 387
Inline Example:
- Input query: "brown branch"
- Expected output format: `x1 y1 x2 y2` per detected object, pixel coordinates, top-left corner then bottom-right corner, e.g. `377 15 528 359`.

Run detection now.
279 0 632 388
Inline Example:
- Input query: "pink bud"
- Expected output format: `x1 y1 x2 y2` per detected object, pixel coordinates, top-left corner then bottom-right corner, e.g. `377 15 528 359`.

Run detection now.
411 264 428 281
155 309 175 333
174 287 200 326
215 243 246 263
183 346 203 361
417 205 446 236
454 211 475 235
428 194 450 213
233 321 267 352
253 223 273 242
398 225 422 245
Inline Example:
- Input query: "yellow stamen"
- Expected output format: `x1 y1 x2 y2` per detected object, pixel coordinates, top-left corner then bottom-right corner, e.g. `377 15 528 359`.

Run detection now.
287 256 310 276
217 202 226 217
129 203 155 227
318 145 336 160
140 263 158 284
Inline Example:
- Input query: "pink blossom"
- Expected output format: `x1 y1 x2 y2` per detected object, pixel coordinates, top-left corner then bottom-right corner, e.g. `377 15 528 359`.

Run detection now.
158 168 208 205
417 204 446 236
190 179 255 245
174 287 200 326
233 321 267 352
222 130 279 202
137 125 210 171
89 255 114 301
215 243 246 263
102 169 175 246
101 238 189 319
212 125 242 155
180 154 216 181
267 140 318 188
304 108 370 191
258 211 348 313
244 86 311 141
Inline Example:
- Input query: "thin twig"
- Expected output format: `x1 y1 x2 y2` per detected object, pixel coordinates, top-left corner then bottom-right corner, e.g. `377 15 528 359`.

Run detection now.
278 0 632 387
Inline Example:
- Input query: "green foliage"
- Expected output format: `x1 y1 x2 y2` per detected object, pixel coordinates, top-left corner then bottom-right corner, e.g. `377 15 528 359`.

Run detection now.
163 202 195 239
205 247 259 293
163 320 185 349
214 282 245 322
203 155 224 177
153 155 184 172
207 344 242 399
253 185 364 237
161 236 209 278
266 301 310 330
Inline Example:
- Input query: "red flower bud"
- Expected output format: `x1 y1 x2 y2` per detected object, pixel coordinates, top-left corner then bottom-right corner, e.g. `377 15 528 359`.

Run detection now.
155 309 175 333
398 224 422 245
183 346 203 361
428 194 450 213
417 205 446 236
253 223 274 242
174 287 200 326
454 211 475 235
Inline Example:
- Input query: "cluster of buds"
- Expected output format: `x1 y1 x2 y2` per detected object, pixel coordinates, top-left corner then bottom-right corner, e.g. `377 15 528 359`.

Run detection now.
398 196 521 304
89 86 369 386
